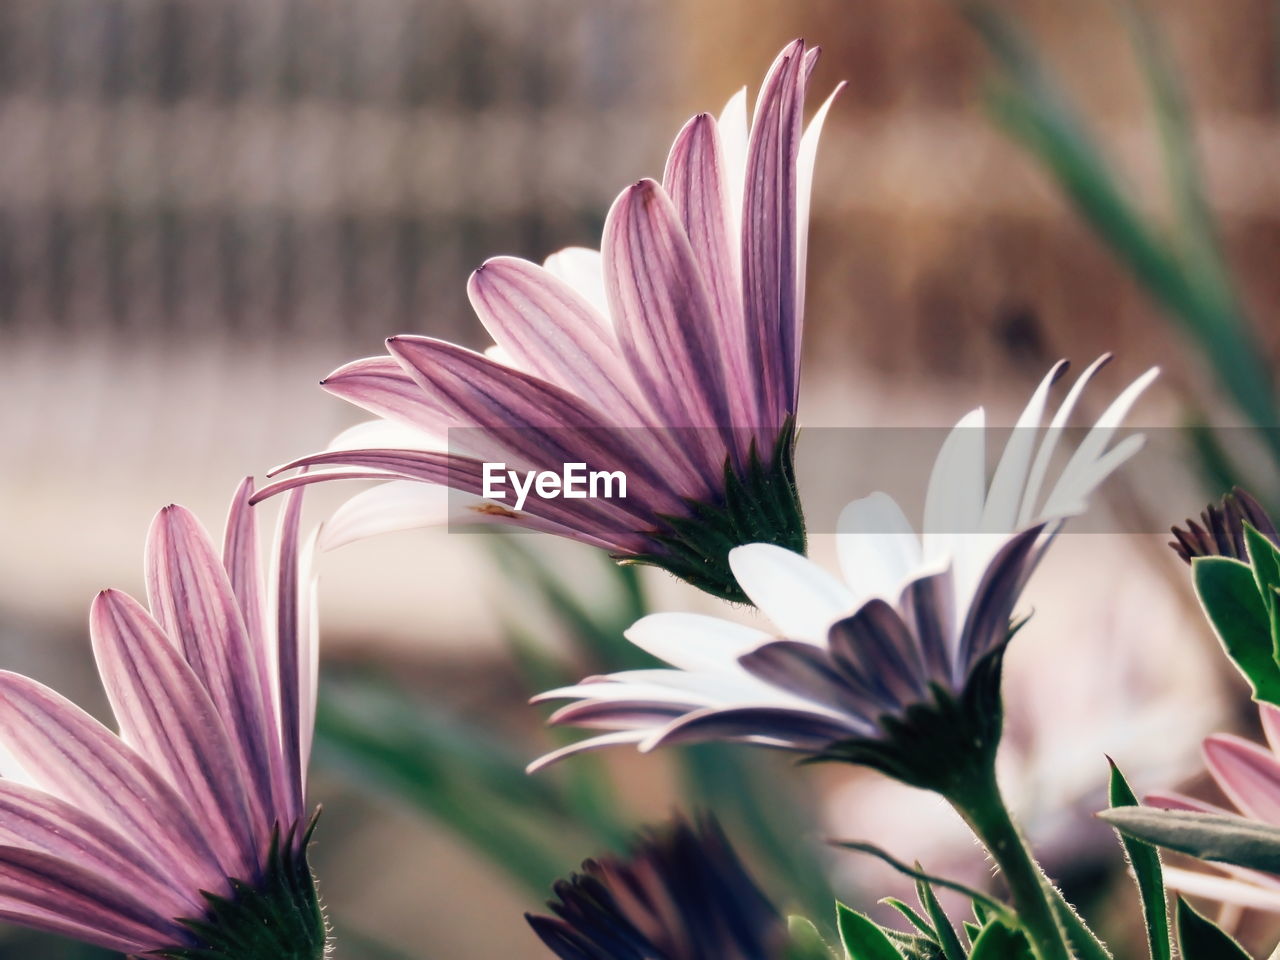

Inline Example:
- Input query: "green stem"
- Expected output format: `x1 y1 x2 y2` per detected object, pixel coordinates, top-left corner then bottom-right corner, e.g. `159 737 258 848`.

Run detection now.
947 763 1072 960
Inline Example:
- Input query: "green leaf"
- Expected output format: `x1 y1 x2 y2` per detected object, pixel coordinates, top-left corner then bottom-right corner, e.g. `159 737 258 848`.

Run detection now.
1107 761 1171 960
1193 556 1280 702
836 904 904 960
830 841 1013 922
1101 806 1280 873
915 877 964 960
1174 897 1251 960
789 915 839 960
881 898 935 940
968 920 1034 960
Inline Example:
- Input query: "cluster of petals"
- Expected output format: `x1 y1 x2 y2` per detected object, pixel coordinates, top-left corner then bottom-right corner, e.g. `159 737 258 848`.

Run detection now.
257 39 842 559
529 358 1157 770
0 482 317 954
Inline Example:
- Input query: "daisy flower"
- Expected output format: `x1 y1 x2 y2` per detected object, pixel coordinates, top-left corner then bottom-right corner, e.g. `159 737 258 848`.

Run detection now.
529 357 1156 791
256 39 843 602
1170 487 1280 564
0 481 324 959
527 815 785 960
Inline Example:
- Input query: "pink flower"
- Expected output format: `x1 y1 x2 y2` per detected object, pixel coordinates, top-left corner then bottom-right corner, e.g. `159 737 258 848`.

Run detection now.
257 40 843 603
0 482 325 958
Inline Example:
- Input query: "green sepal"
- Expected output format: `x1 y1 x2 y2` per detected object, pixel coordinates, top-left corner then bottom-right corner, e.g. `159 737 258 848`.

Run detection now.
1192 556 1280 704
623 417 806 603
153 812 327 960
1174 897 1251 960
1106 761 1171 960
808 645 1007 795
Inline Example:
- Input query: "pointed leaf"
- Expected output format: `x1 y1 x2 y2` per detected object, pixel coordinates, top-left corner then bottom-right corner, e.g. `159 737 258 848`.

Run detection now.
788 914 839 960
1174 897 1251 960
836 904 905 960
1100 806 1280 873
915 877 964 960
1107 761 1172 960
968 920 1034 960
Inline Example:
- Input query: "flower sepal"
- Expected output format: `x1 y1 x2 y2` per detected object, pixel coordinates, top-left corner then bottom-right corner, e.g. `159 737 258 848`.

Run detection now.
627 418 806 603
805 644 1009 796
157 813 327 960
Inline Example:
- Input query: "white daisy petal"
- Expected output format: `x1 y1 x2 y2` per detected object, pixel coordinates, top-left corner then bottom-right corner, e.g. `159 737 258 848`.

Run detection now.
625 613 771 671
835 492 923 602
728 544 855 640
923 408 986 566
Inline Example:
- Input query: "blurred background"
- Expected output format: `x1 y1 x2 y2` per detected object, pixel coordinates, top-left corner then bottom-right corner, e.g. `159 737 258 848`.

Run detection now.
1 0 1279 955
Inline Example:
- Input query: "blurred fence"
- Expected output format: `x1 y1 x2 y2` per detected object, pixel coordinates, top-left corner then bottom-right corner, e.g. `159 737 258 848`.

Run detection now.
0 0 661 345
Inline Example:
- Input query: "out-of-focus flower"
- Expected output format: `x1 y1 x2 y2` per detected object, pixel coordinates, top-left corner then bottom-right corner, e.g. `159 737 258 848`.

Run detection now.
529 358 1156 789
1170 487 1280 564
1148 704 1280 912
255 39 843 602
526 815 785 960
0 481 325 958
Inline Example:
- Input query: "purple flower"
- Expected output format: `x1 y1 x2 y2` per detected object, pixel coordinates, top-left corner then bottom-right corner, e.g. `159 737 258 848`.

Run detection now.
256 40 843 602
1170 487 1280 564
0 481 325 959
526 816 785 960
1147 704 1280 912
529 359 1155 788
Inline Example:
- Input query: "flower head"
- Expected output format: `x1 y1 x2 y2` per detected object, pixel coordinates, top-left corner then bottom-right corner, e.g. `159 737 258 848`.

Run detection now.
0 481 324 958
1147 704 1280 912
529 358 1155 790
1170 487 1279 564
526 815 785 960
255 40 843 602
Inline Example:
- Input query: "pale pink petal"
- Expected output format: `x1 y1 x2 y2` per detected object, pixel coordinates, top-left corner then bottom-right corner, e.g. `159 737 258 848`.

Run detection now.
1261 703 1280 756
1161 866 1280 912
90 590 257 879
1204 733 1280 826
542 247 609 320
320 355 460 435
272 488 308 823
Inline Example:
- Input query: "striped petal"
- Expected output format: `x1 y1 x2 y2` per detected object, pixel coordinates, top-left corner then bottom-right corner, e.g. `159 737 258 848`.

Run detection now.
1204 733 1280 826
146 503 279 844
272 488 309 823
320 355 457 438
90 590 256 879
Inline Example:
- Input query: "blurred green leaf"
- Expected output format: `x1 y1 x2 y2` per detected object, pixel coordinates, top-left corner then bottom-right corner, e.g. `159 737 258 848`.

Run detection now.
1193 556 1280 702
915 876 964 960
789 915 840 960
837 904 906 960
1101 806 1280 873
1175 897 1251 960
968 920 1034 960
1106 761 1171 960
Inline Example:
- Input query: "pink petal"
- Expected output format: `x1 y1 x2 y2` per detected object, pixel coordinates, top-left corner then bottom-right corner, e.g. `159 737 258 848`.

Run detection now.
1205 733 1280 825
90 590 257 880
273 488 308 823
603 178 736 488
663 114 754 446
0 780 199 919
146 502 280 844
0 671 224 896
742 40 807 431
321 355 455 439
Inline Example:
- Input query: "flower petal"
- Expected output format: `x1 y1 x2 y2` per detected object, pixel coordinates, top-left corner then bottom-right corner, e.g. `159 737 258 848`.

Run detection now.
642 704 856 752
624 613 770 672
836 492 924 603
827 602 929 711
728 543 854 641
1204 733 1280 826
90 590 257 879
320 355 456 439
738 640 875 727
542 247 609 320
981 360 1068 532
526 731 649 774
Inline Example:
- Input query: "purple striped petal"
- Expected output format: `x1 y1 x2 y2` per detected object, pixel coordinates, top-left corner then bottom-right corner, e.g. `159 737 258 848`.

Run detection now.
145 503 279 845
737 640 874 725
547 700 692 730
827 601 929 712
954 525 1044 674
643 704 858 752
603 178 735 487
90 590 257 880
898 567 955 687
1205 734 1280 826
0 846 186 953
0 671 224 896
386 335 686 516
663 114 754 449
274 488 308 824
742 40 807 431
321 355 455 438
0 780 200 919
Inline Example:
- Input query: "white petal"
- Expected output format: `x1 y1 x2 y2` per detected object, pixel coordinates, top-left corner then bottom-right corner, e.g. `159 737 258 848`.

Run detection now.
835 493 924 602
717 86 749 239
525 731 648 774
1162 866 1280 912
981 360 1066 532
535 678 717 707
319 481 454 550
923 408 987 566
795 82 844 321
326 418 441 453
542 247 609 320
625 613 770 671
729 544 855 641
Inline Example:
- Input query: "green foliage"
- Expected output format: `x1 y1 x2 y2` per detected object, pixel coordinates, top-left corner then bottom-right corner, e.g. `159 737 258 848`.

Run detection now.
1193 555 1280 703
968 921 1034 960
837 905 906 960
1101 806 1280 873
789 915 840 960
1174 898 1252 960
1106 762 1171 960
